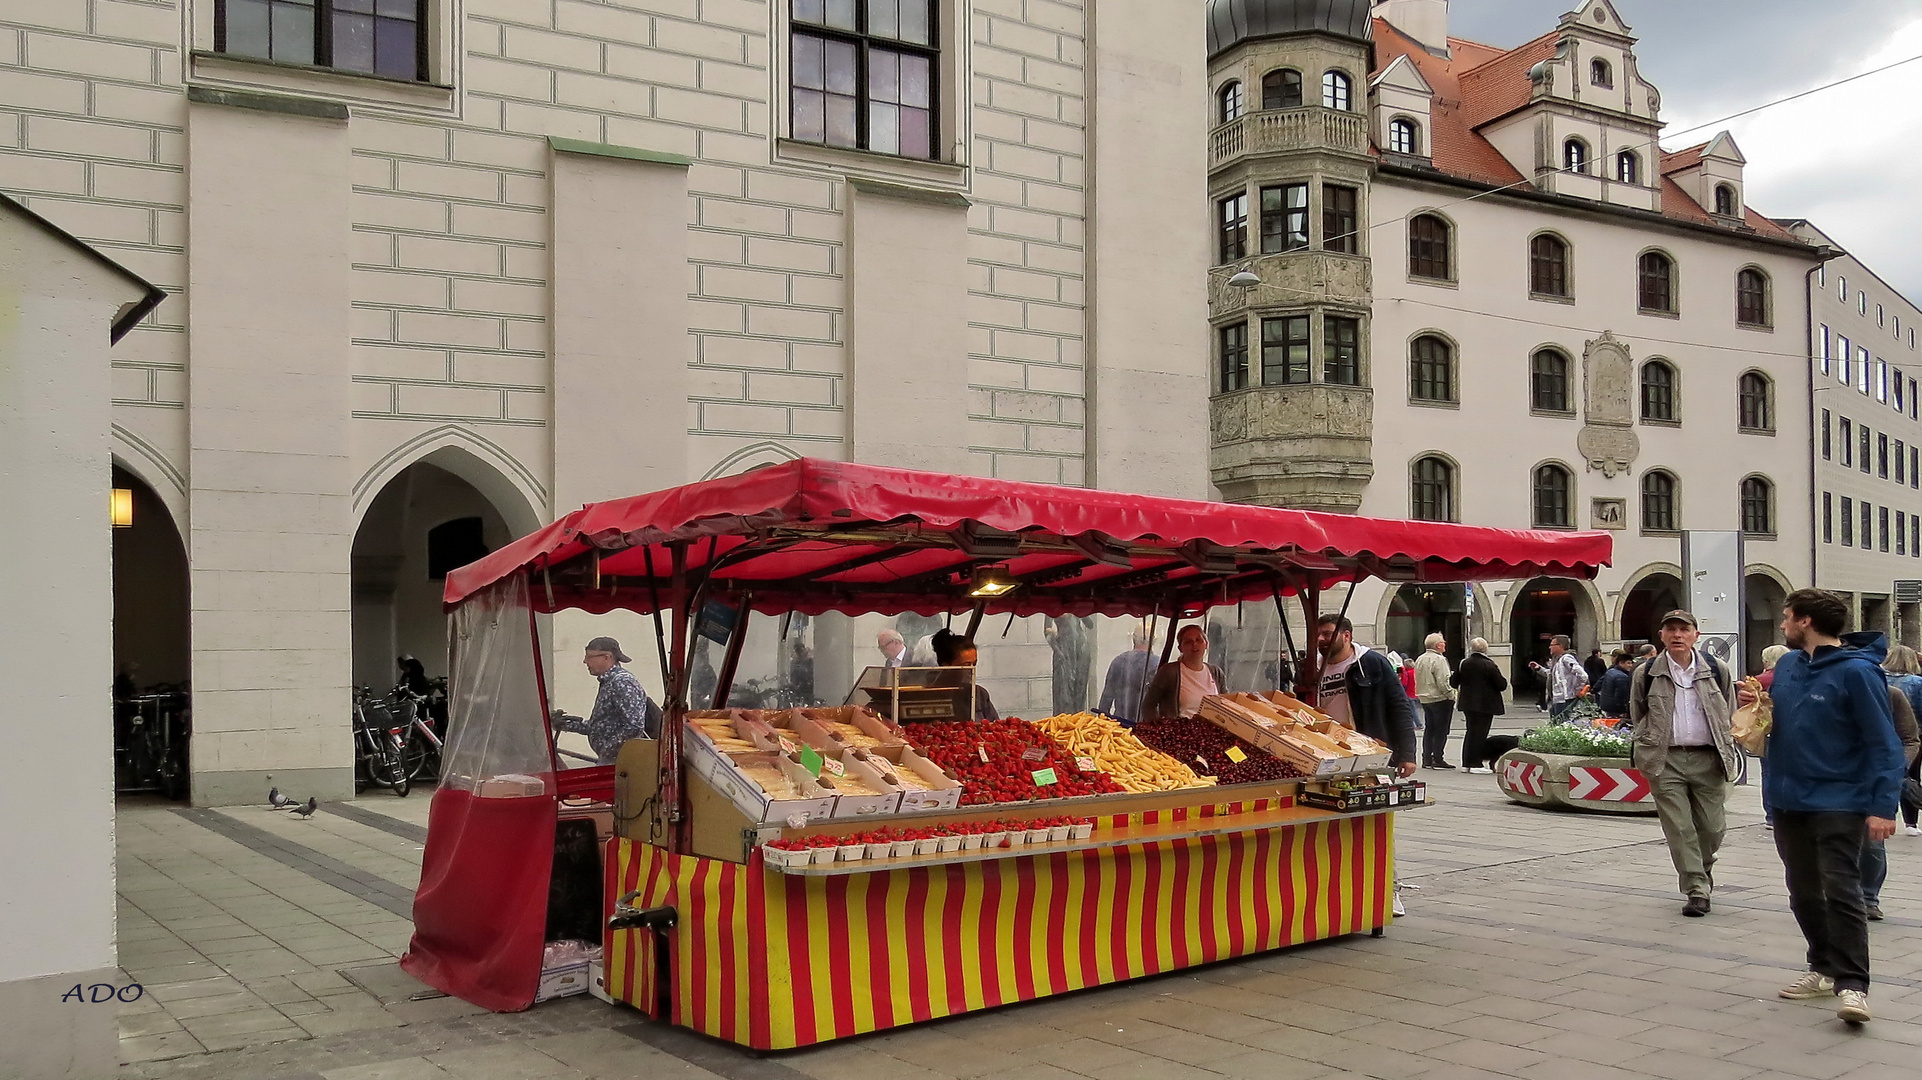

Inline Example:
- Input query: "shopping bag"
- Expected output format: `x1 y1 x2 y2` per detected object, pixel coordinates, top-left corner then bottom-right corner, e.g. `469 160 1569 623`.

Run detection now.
1730 676 1772 756
1903 777 1922 814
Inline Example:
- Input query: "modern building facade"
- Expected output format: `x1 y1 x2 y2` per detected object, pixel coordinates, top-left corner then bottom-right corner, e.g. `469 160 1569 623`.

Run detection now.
2 0 1212 804
1205 0 1826 686
1784 220 1922 644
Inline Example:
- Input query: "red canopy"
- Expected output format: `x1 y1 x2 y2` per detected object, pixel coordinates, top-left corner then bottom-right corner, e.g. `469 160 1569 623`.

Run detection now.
447 459 1610 618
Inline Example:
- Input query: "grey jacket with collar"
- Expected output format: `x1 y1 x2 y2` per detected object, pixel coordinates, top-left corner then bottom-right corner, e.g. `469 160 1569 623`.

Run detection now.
1628 650 1739 781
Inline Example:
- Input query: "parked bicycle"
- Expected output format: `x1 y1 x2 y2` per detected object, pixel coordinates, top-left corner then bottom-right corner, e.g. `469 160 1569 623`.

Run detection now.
352 686 411 797
390 679 445 782
115 683 190 800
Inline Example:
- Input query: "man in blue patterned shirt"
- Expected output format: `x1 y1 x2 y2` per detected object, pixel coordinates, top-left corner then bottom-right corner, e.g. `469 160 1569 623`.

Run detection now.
555 637 655 764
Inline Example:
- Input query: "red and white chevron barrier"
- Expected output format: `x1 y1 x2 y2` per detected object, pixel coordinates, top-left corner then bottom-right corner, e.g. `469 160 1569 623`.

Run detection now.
1566 765 1652 803
1501 759 1545 797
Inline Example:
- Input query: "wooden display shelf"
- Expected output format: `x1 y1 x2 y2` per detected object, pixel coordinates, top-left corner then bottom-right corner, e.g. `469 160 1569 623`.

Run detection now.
768 798 1433 876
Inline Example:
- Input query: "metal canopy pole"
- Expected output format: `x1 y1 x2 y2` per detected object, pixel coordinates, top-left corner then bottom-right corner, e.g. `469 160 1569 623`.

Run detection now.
1299 583 1322 706
963 601 987 640
710 593 753 709
1273 578 1300 694
663 543 691 852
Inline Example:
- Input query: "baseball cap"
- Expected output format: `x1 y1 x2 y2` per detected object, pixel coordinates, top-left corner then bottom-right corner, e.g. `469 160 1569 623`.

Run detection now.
1659 610 1698 628
585 636 631 663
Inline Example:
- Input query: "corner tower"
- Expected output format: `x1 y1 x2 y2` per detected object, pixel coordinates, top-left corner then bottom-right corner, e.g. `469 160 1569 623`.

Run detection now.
1205 0 1378 511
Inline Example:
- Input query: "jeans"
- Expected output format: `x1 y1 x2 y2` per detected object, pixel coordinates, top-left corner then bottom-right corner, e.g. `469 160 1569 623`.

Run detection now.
1650 747 1729 899
1773 810 1872 992
1549 700 1575 722
1461 712 1495 769
1421 700 1455 764
1860 839 1887 906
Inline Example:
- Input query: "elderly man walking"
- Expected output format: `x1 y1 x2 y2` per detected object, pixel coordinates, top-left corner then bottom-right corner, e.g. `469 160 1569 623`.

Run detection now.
1414 634 1456 769
1630 611 1739 918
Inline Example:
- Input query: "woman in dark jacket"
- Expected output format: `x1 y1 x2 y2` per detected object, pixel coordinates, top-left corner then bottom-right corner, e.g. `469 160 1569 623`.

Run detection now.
1450 637 1508 773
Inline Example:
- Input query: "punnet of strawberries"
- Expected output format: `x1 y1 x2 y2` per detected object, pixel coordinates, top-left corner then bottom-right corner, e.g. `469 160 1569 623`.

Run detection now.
1131 717 1304 785
904 719 1125 805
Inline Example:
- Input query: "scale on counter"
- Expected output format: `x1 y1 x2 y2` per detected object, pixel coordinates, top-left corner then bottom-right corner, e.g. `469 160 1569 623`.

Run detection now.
846 666 983 723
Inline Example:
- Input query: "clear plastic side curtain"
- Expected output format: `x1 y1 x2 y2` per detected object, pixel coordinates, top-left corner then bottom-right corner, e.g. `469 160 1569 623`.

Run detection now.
441 575 556 792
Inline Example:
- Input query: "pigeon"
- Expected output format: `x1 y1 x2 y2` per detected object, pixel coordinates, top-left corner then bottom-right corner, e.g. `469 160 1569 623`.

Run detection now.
268 786 295 809
290 797 318 819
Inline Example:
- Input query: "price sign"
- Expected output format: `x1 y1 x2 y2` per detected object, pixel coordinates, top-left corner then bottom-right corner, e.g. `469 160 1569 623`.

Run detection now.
1021 747 1047 763
798 746 824 777
1075 756 1097 773
869 756 897 776
977 745 990 763
1031 768 1059 787
821 758 846 778
778 736 799 754
1225 746 1248 764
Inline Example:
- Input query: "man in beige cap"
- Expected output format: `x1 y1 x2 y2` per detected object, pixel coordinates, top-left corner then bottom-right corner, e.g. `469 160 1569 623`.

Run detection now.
1629 610 1740 917
553 637 656 764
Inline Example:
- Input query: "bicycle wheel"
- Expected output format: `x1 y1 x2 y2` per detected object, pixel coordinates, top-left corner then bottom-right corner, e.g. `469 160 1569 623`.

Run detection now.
377 732 411 797
399 724 434 782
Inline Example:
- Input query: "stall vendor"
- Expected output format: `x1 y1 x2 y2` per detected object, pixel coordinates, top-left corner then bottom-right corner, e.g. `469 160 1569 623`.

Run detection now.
1142 625 1227 720
554 636 657 764
931 629 999 721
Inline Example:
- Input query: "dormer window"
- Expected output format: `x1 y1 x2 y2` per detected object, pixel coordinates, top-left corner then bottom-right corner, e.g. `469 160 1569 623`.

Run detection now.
1219 81 1244 125
1262 69 1303 110
1615 151 1638 184
1590 58 1613 87
1714 183 1737 216
1322 71 1352 112
1388 118 1419 155
1563 138 1589 175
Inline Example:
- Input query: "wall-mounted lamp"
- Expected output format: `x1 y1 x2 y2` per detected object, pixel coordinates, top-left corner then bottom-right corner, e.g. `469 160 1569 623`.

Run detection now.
111 487 134 529
967 566 1019 598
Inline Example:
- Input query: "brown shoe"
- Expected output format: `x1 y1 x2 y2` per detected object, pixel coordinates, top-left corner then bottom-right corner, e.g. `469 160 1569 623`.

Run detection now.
1682 896 1710 917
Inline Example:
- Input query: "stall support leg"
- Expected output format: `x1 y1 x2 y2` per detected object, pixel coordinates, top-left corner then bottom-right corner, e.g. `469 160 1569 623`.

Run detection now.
1300 586 1322 707
664 544 691 852
710 592 753 709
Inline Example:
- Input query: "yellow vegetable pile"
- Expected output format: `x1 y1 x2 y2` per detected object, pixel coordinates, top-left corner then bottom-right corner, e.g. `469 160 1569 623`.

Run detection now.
1028 712 1216 792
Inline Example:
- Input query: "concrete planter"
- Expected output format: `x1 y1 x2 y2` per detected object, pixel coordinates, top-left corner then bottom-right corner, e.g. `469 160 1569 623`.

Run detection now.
1494 750 1657 814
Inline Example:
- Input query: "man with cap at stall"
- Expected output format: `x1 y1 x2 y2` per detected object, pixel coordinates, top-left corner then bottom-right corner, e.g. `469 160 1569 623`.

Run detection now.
1629 610 1739 918
554 637 657 764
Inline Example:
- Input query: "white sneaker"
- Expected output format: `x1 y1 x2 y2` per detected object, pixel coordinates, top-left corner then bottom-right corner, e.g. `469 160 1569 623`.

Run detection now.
1779 971 1836 999
1837 988 1871 1024
1392 880 1407 917
1905 826 1922 837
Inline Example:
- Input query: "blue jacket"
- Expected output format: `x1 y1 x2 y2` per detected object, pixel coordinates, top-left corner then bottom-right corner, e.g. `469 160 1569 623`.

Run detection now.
1595 666 1632 717
1764 632 1907 818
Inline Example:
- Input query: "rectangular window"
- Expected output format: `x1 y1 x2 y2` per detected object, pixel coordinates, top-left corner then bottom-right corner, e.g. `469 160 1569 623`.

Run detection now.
1260 315 1310 385
1863 501 1873 548
1880 303 1886 327
1879 433 1890 478
1824 492 1834 544
1861 425 1872 473
1911 377 1917 419
1882 506 1891 552
1841 417 1853 466
1217 322 1249 393
1322 185 1358 254
1878 359 1889 403
1821 324 1832 375
790 0 938 159
1914 445 1920 488
1860 346 1872 393
1324 316 1361 385
1899 440 1907 484
1218 192 1249 264
215 0 429 81
1839 335 1852 384
1842 496 1854 545
1822 409 1832 460
1914 515 1919 556
1900 511 1908 556
1260 184 1310 254
1897 368 1905 412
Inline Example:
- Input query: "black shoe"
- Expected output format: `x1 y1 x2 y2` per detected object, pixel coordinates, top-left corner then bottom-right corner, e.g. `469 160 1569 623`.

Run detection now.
1682 896 1711 917
1867 903 1884 921
1433 761 1456 770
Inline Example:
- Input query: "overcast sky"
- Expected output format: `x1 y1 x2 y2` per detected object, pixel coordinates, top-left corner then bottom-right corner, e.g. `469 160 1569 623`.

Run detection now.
1447 0 1922 304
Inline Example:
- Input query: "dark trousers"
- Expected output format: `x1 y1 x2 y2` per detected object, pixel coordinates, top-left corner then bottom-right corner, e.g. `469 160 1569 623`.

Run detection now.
1773 811 1872 992
1905 753 1921 828
1421 701 1454 764
1461 712 1495 768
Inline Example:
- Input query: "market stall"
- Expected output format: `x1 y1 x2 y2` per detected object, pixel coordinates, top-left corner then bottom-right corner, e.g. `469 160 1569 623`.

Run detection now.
402 458 1610 1041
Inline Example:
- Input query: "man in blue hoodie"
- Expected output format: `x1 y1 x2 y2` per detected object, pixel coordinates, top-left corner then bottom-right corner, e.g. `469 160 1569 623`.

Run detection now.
1742 589 1905 1025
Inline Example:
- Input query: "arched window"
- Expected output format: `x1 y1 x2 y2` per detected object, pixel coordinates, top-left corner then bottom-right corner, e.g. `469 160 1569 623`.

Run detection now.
1321 70 1352 111
1532 349 1572 413
1737 268 1770 326
1388 117 1419 155
1615 150 1638 184
1533 463 1573 528
1741 476 1775 536
1529 234 1569 297
1411 456 1455 522
1408 214 1450 280
1590 57 1613 87
1410 335 1454 403
1641 360 1676 422
1641 471 1678 532
1563 138 1589 174
1714 183 1737 216
1739 371 1775 432
1262 68 1302 110
1639 251 1675 312
1218 81 1244 124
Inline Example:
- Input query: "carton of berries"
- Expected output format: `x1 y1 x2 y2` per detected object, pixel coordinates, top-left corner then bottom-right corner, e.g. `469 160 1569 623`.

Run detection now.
760 816 1097 868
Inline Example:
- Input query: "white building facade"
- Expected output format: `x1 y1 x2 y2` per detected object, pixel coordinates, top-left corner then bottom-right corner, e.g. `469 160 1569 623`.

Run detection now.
1205 0 1825 688
1786 220 1922 643
1 0 1213 805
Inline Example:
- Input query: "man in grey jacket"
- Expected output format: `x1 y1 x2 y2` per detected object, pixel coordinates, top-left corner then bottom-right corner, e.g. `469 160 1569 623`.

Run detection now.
1630 610 1740 917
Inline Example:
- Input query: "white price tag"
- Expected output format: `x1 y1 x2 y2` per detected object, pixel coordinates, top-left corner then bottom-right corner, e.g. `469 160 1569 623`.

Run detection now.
821 759 846 777
1075 756 1097 773
977 744 990 763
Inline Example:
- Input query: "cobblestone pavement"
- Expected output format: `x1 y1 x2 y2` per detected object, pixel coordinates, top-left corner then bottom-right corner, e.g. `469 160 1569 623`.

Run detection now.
114 724 1922 1080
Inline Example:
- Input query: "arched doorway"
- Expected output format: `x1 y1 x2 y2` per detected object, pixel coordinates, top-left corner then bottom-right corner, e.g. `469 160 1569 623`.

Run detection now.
351 462 517 693
112 465 191 799
1508 577 1592 699
1619 571 1684 647
1744 572 1788 674
1385 584 1467 668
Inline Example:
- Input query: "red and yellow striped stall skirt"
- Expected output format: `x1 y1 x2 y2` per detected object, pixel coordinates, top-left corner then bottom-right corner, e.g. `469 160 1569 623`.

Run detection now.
603 814 1392 1049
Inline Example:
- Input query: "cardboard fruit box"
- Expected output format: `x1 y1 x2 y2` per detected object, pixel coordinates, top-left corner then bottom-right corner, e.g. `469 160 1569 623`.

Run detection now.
817 750 904 818
682 738 838 825
1196 696 1354 778
856 744 964 811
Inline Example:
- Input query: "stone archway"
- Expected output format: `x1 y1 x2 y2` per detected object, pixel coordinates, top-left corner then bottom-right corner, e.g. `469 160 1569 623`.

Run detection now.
112 463 192 799
1384 583 1469 669
1507 577 1599 698
1744 571 1789 674
1619 569 1685 647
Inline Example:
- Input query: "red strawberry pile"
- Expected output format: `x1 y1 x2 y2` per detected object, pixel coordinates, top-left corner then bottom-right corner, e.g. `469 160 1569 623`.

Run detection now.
904 719 1124 805
764 816 1094 851
1131 717 1304 784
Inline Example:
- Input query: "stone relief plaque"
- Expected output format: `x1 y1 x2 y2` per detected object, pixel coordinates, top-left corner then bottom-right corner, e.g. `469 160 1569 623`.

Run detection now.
1579 332 1639 475
1576 425 1640 478
1591 497 1627 531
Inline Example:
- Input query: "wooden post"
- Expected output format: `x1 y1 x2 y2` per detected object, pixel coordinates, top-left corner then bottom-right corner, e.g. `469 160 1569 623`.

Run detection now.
710 594 752 709
664 543 691 852
1299 583 1322 706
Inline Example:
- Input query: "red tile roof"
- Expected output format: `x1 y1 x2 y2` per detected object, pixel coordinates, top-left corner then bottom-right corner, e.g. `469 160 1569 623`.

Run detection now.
1371 19 1806 246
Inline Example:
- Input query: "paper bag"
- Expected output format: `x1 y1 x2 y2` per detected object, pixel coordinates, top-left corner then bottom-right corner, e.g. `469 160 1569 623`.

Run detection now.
1730 676 1772 756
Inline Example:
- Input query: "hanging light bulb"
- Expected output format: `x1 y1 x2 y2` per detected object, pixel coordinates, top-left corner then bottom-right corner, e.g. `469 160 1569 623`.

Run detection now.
967 566 1019 598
